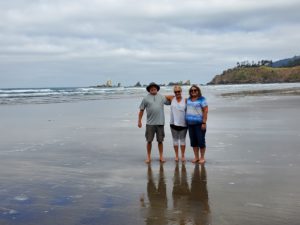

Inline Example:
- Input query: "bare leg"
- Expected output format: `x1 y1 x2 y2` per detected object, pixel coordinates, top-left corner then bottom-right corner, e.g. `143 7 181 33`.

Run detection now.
199 147 206 164
145 142 152 163
158 142 165 162
180 145 186 162
174 145 179 161
192 147 200 163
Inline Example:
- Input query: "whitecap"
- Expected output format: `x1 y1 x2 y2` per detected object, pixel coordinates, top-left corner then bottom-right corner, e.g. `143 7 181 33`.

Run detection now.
70 195 83 199
0 207 18 215
9 209 18 215
245 202 264 208
14 194 29 201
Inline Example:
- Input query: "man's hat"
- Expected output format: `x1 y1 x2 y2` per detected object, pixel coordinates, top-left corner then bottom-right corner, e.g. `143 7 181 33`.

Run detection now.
146 82 160 92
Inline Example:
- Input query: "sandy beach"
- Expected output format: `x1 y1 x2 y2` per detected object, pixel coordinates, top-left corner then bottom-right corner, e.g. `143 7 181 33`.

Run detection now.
0 86 300 225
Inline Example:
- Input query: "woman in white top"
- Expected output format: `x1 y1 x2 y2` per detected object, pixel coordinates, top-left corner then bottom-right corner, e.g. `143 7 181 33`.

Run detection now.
169 85 188 162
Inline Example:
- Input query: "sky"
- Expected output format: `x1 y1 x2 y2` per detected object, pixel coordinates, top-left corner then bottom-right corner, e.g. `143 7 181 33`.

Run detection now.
0 0 300 88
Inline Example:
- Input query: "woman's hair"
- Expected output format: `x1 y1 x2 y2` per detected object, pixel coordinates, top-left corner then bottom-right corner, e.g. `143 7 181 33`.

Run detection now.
173 85 182 92
189 84 202 98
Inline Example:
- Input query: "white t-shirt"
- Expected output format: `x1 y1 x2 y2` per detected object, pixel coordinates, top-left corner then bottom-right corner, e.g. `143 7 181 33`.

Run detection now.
170 98 187 127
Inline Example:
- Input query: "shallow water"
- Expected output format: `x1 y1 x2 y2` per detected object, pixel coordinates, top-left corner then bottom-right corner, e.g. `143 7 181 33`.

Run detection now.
0 87 300 224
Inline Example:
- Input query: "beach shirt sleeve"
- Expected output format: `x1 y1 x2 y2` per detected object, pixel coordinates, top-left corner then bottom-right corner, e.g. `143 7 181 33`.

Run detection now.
139 98 147 110
201 97 208 107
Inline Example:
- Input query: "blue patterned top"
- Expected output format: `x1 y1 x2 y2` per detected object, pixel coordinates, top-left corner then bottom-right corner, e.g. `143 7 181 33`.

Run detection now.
185 96 208 125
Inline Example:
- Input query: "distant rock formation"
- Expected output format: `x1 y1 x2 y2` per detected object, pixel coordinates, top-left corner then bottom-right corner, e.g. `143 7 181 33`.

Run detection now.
95 80 121 88
134 81 142 87
132 80 191 87
168 80 191 86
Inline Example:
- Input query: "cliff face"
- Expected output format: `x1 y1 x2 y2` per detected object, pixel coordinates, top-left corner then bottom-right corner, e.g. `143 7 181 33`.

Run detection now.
207 66 300 85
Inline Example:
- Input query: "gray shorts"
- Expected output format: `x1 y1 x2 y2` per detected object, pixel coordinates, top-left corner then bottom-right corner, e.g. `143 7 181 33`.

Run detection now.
145 125 165 143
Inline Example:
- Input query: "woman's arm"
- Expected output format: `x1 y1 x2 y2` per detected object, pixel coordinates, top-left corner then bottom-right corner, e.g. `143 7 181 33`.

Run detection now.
202 106 208 123
201 106 208 129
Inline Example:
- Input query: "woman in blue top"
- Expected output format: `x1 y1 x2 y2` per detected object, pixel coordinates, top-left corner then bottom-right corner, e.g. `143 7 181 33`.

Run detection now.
186 85 208 164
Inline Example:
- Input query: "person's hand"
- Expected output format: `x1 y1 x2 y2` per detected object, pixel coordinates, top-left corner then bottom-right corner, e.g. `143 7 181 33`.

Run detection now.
201 123 206 130
138 121 142 128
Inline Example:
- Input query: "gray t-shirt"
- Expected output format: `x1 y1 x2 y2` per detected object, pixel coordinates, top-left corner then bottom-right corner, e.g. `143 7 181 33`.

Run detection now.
139 93 170 125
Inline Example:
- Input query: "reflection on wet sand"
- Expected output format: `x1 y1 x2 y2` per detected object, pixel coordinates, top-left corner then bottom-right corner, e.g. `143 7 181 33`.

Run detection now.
142 163 211 225
145 164 168 225
172 162 190 224
189 164 211 224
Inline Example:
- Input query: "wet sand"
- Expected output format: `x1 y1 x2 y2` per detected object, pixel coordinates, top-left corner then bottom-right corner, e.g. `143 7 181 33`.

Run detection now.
221 86 300 96
0 93 299 225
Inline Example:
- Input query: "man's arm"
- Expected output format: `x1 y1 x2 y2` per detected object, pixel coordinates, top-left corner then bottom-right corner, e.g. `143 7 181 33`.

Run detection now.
138 110 144 128
165 95 173 105
165 95 174 101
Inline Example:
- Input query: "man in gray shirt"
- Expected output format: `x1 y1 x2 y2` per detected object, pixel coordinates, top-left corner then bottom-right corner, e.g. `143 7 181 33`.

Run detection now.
138 82 171 163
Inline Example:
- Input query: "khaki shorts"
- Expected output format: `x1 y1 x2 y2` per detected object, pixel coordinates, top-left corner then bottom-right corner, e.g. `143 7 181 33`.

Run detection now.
145 125 165 143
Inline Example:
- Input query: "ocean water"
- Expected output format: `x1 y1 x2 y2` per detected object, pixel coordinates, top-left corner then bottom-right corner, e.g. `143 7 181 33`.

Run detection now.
0 87 143 105
1 83 300 105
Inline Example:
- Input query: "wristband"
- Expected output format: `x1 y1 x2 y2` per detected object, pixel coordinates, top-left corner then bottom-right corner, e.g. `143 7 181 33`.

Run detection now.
202 122 206 124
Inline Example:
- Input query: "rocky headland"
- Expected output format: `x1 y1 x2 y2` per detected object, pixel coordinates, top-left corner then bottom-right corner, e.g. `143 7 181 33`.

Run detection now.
207 66 300 85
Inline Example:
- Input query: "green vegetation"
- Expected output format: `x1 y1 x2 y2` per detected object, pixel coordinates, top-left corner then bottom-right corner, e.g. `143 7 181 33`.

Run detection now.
207 66 300 85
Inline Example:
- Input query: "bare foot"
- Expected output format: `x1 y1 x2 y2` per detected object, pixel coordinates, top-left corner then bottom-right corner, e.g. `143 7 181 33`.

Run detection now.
175 157 179 162
192 158 199 163
181 157 186 162
199 158 206 164
145 159 151 164
160 158 166 163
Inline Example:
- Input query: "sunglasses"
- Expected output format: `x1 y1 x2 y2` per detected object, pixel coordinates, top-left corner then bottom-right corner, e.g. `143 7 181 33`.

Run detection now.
174 91 181 94
190 89 198 92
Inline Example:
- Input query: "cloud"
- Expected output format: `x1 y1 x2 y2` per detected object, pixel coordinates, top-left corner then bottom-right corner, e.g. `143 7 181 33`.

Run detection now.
0 0 299 87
